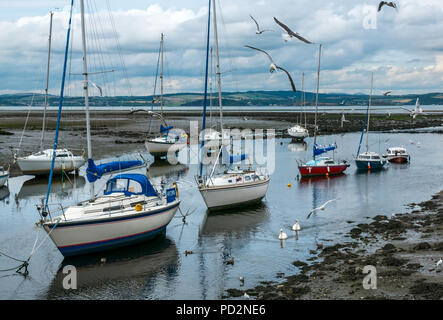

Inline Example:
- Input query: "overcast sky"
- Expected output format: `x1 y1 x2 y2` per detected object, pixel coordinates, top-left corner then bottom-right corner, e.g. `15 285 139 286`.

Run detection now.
0 0 442 96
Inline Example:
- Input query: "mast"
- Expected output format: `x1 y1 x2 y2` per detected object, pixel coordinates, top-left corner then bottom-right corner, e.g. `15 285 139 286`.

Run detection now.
313 44 322 159
366 72 373 152
209 47 213 128
40 11 54 152
212 0 223 135
198 0 212 177
80 0 92 162
160 33 164 116
44 0 74 209
302 72 306 128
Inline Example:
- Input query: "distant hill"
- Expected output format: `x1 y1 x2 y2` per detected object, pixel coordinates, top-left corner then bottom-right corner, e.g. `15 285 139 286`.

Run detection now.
1 91 442 107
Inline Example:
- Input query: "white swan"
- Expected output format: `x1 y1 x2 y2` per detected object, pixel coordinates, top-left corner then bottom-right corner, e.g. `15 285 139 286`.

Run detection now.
278 228 288 240
292 219 301 231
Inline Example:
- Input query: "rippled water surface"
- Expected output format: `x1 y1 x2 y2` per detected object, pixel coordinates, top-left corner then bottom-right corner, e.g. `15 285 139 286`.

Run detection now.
0 130 442 299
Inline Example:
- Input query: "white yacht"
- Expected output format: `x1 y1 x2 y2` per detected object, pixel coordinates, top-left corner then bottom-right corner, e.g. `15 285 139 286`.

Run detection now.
197 166 270 210
196 0 271 210
288 125 309 140
16 148 85 175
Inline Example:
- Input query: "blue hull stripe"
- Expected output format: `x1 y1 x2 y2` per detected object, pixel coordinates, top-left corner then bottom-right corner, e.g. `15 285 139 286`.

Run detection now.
355 160 386 170
58 224 167 257
47 201 179 229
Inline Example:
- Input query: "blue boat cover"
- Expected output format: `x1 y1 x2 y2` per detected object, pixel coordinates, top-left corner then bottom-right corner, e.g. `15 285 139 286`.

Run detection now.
221 145 247 164
86 158 144 183
313 143 337 157
104 173 157 197
160 125 174 133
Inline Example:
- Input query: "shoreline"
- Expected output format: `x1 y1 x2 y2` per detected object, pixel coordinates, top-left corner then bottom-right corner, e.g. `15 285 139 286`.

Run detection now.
224 191 443 300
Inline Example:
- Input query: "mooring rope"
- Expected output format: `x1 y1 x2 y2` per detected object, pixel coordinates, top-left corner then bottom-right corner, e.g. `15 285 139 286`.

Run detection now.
0 219 60 276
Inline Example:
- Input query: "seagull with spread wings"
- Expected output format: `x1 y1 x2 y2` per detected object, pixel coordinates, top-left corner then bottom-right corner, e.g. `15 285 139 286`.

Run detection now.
378 1 397 12
383 90 392 96
244 45 296 93
273 17 312 44
307 198 339 219
250 15 273 34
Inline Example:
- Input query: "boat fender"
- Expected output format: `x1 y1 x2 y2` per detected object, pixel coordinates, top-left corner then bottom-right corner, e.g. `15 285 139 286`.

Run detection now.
135 204 143 212
173 182 179 198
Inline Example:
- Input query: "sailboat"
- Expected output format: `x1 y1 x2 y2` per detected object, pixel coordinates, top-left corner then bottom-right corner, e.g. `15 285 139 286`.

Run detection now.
298 45 349 177
37 0 180 257
145 33 187 158
354 73 387 171
288 72 309 140
15 11 85 176
196 0 270 210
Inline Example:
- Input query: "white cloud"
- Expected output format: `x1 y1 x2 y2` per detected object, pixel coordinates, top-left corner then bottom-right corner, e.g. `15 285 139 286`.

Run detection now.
0 0 442 96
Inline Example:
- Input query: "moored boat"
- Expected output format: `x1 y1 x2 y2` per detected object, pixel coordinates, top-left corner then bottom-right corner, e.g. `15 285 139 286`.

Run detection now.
298 156 349 177
354 73 387 171
40 174 180 256
383 147 409 163
17 148 85 175
355 151 387 170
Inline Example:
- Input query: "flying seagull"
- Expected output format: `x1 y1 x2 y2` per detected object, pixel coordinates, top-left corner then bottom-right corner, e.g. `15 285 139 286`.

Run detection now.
273 17 312 44
250 15 273 34
378 1 397 12
383 90 392 96
244 45 296 93
307 198 339 219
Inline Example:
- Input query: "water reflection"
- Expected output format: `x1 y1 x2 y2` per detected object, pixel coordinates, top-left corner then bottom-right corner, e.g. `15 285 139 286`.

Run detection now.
200 202 270 236
288 141 307 152
46 237 179 299
16 175 85 200
0 186 9 203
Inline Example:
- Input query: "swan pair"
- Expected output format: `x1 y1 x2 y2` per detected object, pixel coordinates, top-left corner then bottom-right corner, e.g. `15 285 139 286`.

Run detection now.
279 220 301 240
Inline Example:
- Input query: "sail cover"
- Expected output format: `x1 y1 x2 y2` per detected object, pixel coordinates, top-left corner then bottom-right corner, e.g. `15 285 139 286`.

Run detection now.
160 125 174 133
313 143 337 157
86 158 144 183
221 145 247 164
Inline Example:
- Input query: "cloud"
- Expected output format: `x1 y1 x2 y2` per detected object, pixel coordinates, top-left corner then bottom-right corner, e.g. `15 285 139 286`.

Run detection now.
0 0 442 96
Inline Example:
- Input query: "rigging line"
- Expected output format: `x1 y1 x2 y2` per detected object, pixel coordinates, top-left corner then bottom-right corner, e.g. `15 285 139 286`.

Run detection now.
199 0 212 178
106 0 133 98
89 0 112 97
148 39 162 135
44 0 75 209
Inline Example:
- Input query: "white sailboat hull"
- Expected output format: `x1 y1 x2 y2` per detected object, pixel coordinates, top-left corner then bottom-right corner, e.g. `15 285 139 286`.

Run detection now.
145 139 186 157
17 156 85 175
198 178 270 210
43 199 180 256
288 125 308 139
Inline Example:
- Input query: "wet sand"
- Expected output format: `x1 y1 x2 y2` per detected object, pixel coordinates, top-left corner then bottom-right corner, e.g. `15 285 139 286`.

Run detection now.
224 191 443 300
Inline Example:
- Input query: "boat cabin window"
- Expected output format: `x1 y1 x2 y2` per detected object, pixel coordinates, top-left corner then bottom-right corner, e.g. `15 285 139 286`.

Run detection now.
360 155 370 159
245 175 251 181
371 155 380 160
106 178 128 193
128 180 143 193
324 160 334 164
252 175 260 181
56 153 69 157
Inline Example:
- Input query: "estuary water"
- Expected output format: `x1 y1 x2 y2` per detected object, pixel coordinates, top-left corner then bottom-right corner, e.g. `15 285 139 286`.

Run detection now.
0 129 442 299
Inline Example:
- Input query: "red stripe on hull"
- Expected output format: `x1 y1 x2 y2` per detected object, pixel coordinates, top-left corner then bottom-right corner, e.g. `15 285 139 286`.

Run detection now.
388 157 408 164
298 165 349 177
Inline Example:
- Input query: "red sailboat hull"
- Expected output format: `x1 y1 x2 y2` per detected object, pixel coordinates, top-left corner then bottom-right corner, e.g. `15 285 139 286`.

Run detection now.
298 164 350 177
